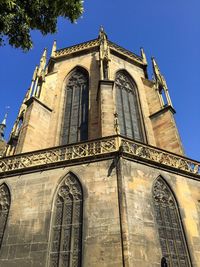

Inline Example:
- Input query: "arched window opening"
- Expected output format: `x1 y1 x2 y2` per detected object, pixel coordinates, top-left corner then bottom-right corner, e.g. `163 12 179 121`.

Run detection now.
0 183 10 250
153 177 191 267
115 71 144 142
61 68 89 145
49 173 83 267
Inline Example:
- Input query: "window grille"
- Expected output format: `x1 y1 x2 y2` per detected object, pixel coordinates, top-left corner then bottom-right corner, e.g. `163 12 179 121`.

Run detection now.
61 68 89 144
49 173 83 267
0 183 10 249
115 71 144 141
153 177 191 267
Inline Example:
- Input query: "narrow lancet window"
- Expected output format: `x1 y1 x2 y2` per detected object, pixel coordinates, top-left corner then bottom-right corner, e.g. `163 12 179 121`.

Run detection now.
0 183 10 249
49 173 83 267
153 177 191 267
61 68 89 145
115 71 144 142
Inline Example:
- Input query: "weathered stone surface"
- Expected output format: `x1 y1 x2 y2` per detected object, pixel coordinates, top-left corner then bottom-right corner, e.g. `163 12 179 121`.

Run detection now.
2 35 198 267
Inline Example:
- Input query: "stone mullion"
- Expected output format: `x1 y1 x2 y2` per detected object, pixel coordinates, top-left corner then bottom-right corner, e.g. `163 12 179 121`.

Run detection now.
67 87 73 144
77 84 82 142
133 94 143 141
170 205 190 267
127 90 135 140
158 204 172 266
116 86 124 135
72 200 82 267
58 198 71 267
57 200 65 267
49 200 64 267
166 205 180 266
167 205 181 267
120 86 127 137
69 196 75 267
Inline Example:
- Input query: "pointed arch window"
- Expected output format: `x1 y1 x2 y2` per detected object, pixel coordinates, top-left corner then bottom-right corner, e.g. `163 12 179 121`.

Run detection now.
153 177 191 267
61 68 89 145
49 173 83 267
115 71 144 142
0 183 10 249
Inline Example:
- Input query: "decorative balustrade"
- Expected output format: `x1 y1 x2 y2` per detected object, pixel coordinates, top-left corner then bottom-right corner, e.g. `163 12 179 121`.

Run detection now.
0 136 117 174
0 136 200 177
55 39 99 57
121 138 200 176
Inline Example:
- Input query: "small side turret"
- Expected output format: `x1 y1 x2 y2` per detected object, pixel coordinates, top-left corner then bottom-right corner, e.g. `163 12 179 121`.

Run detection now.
140 47 147 65
152 57 173 107
51 40 57 58
0 112 8 157
28 48 47 99
0 112 7 141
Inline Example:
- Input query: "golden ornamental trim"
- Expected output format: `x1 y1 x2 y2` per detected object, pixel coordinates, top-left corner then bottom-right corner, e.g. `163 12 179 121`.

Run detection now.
0 136 199 177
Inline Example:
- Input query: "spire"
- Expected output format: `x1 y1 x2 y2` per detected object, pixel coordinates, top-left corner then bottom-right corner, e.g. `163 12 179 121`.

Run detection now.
39 48 47 73
152 57 173 107
0 107 9 141
1 112 7 126
51 40 57 57
152 57 162 82
140 47 147 65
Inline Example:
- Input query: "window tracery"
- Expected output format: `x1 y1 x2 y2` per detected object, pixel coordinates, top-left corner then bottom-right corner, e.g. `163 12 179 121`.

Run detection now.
61 68 89 145
153 177 191 267
0 183 10 249
49 173 83 267
115 71 144 142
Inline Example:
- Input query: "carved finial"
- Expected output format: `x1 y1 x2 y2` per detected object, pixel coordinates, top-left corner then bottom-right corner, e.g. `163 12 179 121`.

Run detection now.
151 57 173 107
39 48 47 73
99 25 108 40
51 40 57 57
152 57 161 80
140 47 147 65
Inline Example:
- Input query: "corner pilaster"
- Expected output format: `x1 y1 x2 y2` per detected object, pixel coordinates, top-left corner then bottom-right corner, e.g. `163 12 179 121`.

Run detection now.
98 80 115 137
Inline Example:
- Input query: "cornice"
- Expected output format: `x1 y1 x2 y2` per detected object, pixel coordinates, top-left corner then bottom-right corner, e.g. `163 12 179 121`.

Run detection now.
149 105 176 119
25 96 52 112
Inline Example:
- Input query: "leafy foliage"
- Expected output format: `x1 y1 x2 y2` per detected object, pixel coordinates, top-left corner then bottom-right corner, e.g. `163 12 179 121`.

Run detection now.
0 0 84 50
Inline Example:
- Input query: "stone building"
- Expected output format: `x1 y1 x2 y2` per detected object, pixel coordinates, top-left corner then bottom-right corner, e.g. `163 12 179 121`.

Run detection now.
0 28 199 267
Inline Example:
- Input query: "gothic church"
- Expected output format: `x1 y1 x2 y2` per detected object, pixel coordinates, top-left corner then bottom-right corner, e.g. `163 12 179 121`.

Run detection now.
0 28 199 267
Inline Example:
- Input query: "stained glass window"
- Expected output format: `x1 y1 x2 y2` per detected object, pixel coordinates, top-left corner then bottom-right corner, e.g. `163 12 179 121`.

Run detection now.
49 173 83 267
153 177 191 267
61 68 89 145
115 71 144 142
0 183 10 249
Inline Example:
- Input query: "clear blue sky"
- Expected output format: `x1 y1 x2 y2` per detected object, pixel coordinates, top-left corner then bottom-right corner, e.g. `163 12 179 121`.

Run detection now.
0 0 199 160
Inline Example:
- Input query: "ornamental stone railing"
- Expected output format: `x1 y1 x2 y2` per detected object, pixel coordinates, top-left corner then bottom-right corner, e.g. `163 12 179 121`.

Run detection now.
121 138 200 176
0 135 199 177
